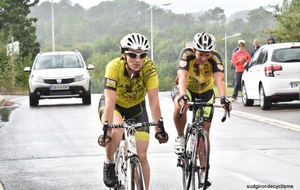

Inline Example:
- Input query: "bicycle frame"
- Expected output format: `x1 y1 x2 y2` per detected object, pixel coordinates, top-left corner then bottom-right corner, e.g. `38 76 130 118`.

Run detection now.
101 118 165 190
178 99 213 190
115 122 143 189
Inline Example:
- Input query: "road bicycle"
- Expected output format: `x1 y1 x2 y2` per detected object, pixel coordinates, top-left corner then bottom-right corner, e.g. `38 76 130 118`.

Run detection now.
99 117 167 190
177 98 230 190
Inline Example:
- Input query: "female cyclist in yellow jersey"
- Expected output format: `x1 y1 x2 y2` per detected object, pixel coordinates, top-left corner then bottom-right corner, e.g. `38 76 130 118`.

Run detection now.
171 32 232 186
98 33 168 190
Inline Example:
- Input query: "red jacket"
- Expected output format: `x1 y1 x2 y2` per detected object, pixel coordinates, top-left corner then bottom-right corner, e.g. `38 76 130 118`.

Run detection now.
232 50 251 72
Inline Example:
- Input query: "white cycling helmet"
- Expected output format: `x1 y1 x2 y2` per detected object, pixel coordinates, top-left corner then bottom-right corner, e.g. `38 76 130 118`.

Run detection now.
193 32 216 52
120 33 150 51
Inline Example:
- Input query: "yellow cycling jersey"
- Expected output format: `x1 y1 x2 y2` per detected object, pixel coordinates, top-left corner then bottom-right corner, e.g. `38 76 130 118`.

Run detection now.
177 48 224 94
104 57 159 108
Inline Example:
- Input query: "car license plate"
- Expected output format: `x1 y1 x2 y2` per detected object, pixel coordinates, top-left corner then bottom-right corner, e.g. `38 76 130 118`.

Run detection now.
50 85 70 90
290 82 299 88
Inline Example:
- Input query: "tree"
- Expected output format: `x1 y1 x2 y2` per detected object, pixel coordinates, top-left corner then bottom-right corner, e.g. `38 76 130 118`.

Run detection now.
1 0 281 93
198 7 226 28
271 0 300 42
247 7 275 32
0 0 40 92
0 0 40 58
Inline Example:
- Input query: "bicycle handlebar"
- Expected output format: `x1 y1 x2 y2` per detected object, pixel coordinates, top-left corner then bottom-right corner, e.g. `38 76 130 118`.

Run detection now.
179 100 213 117
101 117 166 143
178 99 230 122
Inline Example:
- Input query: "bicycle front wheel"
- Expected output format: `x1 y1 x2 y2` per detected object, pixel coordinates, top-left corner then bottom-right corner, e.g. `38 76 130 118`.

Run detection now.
198 130 210 190
189 130 210 190
182 156 192 190
114 149 126 190
127 156 145 190
190 134 200 190
182 124 193 190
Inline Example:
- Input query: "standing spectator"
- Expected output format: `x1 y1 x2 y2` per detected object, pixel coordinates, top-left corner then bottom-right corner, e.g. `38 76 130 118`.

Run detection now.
231 40 251 102
232 46 239 54
230 44 239 86
267 35 276 44
230 45 239 70
250 39 260 57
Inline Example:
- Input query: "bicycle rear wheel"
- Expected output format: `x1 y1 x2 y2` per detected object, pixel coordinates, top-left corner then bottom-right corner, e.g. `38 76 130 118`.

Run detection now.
127 156 145 190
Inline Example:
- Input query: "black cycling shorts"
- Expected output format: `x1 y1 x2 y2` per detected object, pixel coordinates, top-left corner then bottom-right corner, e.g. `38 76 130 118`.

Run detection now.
98 95 150 140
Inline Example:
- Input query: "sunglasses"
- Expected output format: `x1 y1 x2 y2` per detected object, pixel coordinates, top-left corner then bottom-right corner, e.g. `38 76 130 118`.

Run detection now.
125 51 147 59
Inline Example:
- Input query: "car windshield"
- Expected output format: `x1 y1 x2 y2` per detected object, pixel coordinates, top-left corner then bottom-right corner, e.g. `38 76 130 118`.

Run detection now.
272 48 300 62
34 55 84 70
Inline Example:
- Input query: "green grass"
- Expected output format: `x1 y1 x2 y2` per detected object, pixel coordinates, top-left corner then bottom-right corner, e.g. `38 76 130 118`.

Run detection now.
214 86 242 98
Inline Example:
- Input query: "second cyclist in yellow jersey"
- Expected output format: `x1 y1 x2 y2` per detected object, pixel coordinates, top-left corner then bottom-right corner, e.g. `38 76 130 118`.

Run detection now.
171 32 232 186
176 48 224 94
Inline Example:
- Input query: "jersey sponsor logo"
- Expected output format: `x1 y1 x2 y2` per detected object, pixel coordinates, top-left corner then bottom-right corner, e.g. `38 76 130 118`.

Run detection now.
179 60 187 67
106 78 117 88
187 84 200 91
217 64 224 71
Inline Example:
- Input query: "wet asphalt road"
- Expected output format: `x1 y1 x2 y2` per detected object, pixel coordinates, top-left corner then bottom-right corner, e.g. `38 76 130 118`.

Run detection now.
0 93 299 190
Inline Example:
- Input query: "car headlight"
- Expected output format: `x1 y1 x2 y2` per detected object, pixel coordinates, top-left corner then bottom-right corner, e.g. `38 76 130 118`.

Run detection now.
74 74 87 82
31 75 44 83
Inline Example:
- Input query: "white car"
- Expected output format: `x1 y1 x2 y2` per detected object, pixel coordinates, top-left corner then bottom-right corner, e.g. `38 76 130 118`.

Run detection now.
242 42 300 110
24 51 94 107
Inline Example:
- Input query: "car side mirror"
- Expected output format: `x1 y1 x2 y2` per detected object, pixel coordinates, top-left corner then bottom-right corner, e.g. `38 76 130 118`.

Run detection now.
87 64 94 70
24 67 31 72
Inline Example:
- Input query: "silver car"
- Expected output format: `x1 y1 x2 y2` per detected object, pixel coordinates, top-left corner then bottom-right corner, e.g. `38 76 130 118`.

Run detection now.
242 42 300 110
24 51 94 107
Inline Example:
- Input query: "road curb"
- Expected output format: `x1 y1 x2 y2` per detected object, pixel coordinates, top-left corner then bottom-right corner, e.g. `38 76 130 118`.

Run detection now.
231 109 300 132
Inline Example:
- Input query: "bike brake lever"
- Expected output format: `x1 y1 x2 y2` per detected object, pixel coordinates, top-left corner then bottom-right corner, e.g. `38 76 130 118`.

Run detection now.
102 121 109 142
178 107 184 118
221 103 230 122
178 98 188 118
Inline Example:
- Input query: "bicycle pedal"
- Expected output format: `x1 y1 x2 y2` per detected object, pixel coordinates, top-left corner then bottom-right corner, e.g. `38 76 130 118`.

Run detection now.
177 157 185 167
177 163 183 167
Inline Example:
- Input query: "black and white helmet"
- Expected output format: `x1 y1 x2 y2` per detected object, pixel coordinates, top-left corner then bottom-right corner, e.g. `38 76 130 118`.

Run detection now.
193 32 216 52
120 33 150 51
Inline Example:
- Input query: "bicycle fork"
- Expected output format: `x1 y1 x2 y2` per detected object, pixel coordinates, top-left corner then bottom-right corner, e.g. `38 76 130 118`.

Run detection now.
115 141 128 189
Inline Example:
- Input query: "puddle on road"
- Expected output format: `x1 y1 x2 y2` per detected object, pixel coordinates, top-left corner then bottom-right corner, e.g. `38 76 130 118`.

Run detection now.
0 106 17 128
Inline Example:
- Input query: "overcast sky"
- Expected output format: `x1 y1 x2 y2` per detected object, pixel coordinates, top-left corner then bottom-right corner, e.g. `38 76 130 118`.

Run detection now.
39 0 283 16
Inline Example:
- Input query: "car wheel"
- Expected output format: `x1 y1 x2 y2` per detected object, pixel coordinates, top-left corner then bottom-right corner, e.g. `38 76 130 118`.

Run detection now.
259 85 272 110
242 83 254 106
29 93 39 107
82 93 91 105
